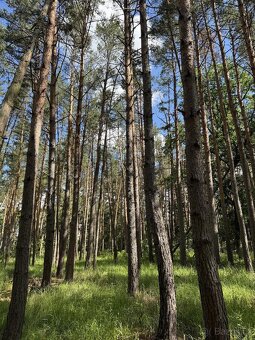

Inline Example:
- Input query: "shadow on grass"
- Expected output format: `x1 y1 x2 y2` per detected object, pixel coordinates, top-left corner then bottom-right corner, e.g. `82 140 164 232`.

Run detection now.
0 253 254 339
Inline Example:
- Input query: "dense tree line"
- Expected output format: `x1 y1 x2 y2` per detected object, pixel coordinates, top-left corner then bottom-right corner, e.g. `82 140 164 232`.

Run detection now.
0 0 254 338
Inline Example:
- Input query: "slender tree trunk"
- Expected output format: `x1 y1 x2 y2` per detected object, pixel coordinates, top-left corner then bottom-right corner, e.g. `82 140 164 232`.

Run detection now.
93 127 108 269
173 64 186 266
31 141 47 266
85 70 108 268
2 1 57 338
133 122 142 268
65 39 85 281
140 1 177 338
177 1 229 338
42 29 58 287
124 0 139 296
56 62 74 278
193 23 220 264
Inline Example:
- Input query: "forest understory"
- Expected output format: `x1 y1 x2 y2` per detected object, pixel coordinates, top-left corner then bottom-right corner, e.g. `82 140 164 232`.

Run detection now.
0 0 255 339
0 253 254 340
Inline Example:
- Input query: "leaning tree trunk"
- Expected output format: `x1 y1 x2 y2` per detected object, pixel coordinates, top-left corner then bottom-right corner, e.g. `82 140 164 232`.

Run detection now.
237 0 255 82
231 33 255 187
2 1 57 339
0 44 34 138
201 0 253 272
0 2 50 139
211 0 255 259
177 0 229 338
140 0 177 338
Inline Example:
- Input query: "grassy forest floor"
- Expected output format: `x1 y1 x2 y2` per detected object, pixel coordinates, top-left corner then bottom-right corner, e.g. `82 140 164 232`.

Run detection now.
0 252 254 339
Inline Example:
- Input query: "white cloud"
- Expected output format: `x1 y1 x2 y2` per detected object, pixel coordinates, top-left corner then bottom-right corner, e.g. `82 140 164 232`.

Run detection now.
152 90 164 106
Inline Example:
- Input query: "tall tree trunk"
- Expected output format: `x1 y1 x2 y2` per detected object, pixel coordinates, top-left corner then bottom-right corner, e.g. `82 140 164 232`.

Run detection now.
85 70 108 268
56 62 74 278
140 0 177 338
193 22 220 264
124 0 139 296
177 1 229 338
42 29 58 287
31 141 47 265
65 39 85 281
133 122 142 268
2 1 57 338
93 127 108 269
173 64 186 266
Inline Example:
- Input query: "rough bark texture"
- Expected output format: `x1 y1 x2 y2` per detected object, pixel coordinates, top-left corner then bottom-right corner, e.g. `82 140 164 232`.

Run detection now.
193 23 220 264
177 1 229 338
140 0 177 338
124 0 139 296
2 1 57 338
41 30 58 287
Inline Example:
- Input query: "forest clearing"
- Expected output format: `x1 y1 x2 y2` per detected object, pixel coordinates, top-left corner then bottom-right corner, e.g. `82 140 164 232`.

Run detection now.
0 253 254 339
0 0 255 339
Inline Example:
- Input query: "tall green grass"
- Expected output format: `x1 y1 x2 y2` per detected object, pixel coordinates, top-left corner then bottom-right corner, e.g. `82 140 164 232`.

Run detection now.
0 253 254 339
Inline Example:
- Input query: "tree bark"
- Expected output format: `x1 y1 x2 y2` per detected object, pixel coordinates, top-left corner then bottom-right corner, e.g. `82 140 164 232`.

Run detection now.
2 1 57 338
177 1 229 338
124 0 139 296
173 64 186 266
140 1 177 338
193 22 220 264
42 28 58 287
